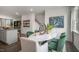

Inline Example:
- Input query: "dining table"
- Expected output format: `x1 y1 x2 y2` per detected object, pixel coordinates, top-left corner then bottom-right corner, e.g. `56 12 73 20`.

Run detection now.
28 30 60 52
20 28 61 52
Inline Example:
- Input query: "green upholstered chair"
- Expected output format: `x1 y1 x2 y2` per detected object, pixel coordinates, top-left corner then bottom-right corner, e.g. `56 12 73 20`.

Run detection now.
48 32 66 52
26 31 34 37
48 38 58 52
57 32 66 52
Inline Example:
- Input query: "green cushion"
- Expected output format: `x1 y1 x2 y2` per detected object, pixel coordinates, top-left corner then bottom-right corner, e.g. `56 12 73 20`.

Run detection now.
48 32 66 52
48 38 58 52
50 38 58 42
27 31 34 37
60 32 66 39
57 33 66 52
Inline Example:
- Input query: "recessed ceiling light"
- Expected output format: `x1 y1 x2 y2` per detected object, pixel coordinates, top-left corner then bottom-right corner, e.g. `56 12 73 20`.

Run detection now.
30 8 33 12
16 12 19 15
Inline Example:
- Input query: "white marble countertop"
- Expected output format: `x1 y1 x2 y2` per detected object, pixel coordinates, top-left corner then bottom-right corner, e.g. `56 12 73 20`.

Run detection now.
28 34 49 42
28 32 59 42
21 28 61 42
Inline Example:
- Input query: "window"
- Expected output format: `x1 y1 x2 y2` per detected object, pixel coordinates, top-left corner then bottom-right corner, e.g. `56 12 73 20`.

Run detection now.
71 7 79 33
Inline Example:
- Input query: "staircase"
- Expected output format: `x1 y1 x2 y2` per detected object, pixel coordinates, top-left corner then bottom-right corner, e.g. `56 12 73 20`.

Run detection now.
35 19 46 32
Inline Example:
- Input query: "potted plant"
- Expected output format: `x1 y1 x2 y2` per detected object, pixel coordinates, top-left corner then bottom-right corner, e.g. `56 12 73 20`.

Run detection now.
46 24 54 33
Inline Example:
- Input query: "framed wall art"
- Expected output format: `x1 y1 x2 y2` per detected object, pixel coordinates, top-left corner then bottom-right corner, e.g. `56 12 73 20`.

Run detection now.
23 20 30 27
49 16 64 28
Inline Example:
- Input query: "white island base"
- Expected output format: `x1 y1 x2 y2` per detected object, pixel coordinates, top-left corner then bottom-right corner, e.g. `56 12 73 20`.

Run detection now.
0 29 18 45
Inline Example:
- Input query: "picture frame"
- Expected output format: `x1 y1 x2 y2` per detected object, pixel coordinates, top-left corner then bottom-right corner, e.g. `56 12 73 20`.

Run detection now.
49 16 64 28
23 20 30 27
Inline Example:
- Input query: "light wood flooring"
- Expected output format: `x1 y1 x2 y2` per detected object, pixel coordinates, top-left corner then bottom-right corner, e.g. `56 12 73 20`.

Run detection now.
0 40 21 52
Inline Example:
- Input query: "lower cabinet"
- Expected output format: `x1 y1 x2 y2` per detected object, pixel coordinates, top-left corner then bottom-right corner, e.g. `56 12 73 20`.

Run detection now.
0 29 18 45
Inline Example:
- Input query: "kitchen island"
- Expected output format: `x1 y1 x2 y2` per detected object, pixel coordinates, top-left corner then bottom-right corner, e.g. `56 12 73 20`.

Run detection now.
0 29 18 45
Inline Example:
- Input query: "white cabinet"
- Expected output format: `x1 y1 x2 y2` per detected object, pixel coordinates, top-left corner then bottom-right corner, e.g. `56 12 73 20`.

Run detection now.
0 29 18 45
0 30 6 42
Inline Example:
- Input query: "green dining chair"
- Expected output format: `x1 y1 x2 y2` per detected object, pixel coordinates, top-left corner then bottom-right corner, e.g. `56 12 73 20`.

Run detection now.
48 32 66 52
48 38 58 52
26 31 34 37
57 32 66 52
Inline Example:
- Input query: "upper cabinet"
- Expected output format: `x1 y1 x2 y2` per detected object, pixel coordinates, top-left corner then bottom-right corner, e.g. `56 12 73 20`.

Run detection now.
1 18 11 28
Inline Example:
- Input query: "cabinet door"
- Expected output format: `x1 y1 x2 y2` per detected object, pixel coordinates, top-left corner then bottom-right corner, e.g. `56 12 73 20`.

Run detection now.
2 30 6 42
0 30 6 42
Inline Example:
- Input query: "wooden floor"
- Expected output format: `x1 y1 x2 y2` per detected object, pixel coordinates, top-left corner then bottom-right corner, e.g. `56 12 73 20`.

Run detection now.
0 40 21 52
0 37 78 52
0 33 24 52
66 41 79 52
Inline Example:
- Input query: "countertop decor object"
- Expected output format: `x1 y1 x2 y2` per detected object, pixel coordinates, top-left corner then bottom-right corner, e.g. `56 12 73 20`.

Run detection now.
46 24 54 34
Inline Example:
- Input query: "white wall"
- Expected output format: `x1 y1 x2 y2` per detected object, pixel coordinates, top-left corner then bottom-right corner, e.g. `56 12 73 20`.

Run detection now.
21 14 30 34
67 7 72 42
35 21 39 30
30 13 35 32
45 7 71 41
35 13 45 30
35 13 45 24
21 13 35 34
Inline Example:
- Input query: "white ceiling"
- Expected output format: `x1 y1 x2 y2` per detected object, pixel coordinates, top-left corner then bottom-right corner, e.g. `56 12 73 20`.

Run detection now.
0 6 66 17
